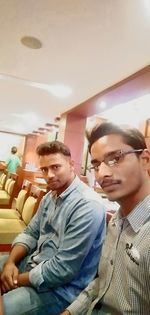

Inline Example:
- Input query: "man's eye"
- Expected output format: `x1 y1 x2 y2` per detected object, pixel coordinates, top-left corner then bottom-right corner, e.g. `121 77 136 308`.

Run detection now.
52 165 60 170
108 155 121 166
41 168 48 173
91 164 100 171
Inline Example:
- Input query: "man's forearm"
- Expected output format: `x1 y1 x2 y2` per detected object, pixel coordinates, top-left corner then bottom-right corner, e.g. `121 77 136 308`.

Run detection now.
6 244 28 265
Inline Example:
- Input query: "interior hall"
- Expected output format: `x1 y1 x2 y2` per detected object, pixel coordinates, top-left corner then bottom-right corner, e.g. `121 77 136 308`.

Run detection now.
0 0 149 251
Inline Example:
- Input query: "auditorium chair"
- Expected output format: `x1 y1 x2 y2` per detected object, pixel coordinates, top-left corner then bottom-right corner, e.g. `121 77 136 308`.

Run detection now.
0 185 44 252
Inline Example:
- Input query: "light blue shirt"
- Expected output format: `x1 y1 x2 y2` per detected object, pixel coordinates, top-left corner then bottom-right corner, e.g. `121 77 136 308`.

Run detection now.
6 154 21 173
13 176 106 304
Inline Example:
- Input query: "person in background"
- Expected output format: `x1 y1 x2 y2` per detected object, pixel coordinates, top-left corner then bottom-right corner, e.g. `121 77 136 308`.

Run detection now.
3 146 21 174
0 140 106 315
60 122 150 315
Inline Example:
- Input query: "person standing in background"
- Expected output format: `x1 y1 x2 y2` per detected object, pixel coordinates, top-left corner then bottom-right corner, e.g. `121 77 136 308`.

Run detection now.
4 146 21 174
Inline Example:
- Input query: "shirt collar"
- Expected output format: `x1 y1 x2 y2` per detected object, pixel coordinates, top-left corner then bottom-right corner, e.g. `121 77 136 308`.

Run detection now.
59 175 80 199
112 194 150 233
127 194 150 232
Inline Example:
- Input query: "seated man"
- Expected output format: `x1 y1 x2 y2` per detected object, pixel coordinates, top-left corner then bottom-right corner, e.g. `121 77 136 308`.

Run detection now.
60 122 150 315
0 141 106 315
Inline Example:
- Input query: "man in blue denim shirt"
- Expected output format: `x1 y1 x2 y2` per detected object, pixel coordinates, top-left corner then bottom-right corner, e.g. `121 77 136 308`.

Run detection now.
0 141 106 315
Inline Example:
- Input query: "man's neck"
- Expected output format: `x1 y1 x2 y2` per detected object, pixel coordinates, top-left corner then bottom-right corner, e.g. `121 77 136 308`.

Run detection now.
119 185 150 217
55 173 76 196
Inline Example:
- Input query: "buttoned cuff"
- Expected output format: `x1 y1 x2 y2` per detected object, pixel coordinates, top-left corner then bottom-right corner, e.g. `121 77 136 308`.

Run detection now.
29 261 45 290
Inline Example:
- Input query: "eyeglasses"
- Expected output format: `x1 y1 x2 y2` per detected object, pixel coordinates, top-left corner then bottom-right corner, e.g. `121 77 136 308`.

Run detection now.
88 149 143 172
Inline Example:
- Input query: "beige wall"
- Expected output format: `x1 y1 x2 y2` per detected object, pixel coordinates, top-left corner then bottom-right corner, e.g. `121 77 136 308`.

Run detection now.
0 132 25 161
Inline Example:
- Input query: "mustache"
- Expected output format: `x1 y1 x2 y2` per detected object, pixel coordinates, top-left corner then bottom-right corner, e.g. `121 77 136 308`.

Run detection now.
100 179 121 189
47 180 57 184
47 179 57 185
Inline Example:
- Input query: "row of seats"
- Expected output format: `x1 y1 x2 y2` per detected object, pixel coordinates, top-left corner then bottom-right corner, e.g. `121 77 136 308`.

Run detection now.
0 177 45 252
0 172 7 189
0 172 19 208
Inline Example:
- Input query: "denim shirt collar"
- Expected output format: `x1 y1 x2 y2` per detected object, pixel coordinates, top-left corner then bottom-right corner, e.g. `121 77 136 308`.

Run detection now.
59 175 80 199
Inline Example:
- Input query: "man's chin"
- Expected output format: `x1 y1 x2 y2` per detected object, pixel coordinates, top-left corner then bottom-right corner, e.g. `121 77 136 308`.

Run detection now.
47 184 58 191
105 192 119 202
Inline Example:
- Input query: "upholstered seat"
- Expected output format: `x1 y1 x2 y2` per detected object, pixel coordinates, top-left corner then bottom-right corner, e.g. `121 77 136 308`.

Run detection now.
0 196 39 243
0 172 7 189
0 173 18 208
0 181 31 219
0 186 44 251
0 179 15 204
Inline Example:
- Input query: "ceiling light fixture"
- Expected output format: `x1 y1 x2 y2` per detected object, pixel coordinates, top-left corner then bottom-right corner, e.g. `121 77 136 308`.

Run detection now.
32 130 44 135
55 116 60 122
48 84 72 98
0 73 72 98
21 36 42 49
100 101 107 109
30 82 72 97
45 123 59 128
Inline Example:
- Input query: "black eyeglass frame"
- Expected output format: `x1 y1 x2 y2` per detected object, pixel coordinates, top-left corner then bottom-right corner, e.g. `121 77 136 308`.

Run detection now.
87 149 144 172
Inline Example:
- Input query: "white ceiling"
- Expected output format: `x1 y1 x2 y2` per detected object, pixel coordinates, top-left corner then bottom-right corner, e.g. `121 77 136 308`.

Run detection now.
0 0 150 135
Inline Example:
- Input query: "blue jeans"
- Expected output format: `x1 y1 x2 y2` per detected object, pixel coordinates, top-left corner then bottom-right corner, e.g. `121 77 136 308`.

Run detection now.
0 255 69 315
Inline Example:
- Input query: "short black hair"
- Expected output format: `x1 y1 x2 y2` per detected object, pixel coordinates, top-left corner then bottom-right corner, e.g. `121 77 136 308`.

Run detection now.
11 146 17 154
87 122 147 153
36 140 71 157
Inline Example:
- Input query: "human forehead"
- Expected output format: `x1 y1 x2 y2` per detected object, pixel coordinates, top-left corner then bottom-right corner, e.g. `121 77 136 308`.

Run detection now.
91 134 131 158
38 153 69 166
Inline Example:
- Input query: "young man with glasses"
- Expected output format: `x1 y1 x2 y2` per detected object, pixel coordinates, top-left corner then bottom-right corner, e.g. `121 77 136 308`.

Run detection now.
60 122 150 315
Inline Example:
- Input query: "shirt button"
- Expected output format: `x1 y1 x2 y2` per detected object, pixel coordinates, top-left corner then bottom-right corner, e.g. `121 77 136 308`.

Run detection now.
110 259 113 265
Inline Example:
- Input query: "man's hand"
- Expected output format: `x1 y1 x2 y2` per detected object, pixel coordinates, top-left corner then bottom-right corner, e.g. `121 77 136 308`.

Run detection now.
1 263 31 294
59 311 71 315
0 262 19 293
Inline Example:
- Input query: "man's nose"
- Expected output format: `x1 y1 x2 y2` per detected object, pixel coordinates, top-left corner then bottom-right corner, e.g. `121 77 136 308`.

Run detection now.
47 168 55 178
96 162 113 179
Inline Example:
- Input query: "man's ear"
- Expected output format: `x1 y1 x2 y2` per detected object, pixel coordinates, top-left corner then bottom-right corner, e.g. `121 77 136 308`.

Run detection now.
70 159 75 170
141 149 150 170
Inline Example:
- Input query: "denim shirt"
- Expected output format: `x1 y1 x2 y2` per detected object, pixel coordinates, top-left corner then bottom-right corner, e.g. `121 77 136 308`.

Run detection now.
13 176 106 303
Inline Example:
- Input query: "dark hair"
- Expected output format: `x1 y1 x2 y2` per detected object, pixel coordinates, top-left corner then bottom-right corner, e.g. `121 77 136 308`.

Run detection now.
87 122 147 153
11 146 17 154
36 141 71 157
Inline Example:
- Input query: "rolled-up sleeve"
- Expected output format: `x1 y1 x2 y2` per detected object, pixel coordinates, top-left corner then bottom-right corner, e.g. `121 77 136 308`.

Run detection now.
29 261 45 289
12 233 37 252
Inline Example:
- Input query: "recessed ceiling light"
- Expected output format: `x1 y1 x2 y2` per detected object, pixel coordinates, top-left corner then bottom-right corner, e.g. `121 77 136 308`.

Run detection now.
49 84 72 98
100 101 107 110
21 36 42 49
0 73 72 98
29 82 72 97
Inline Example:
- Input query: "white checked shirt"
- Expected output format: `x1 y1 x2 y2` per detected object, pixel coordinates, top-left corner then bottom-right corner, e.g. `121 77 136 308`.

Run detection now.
68 194 150 315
